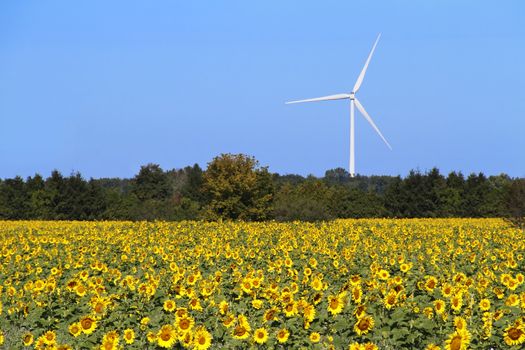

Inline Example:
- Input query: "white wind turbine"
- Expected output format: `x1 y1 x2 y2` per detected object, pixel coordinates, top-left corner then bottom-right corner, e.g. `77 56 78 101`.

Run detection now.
286 34 391 177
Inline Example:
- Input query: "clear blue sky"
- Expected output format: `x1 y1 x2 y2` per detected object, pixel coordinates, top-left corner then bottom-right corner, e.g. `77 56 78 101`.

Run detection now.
1 1 524 179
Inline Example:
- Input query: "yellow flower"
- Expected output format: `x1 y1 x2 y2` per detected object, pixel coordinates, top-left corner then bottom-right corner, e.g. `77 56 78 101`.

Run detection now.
276 328 290 343
218 300 228 315
444 329 470 350
434 299 446 315
163 299 176 312
253 328 269 344
68 322 82 337
377 269 390 280
123 329 135 344
424 276 438 292
479 298 491 311
22 332 34 346
176 315 195 333
450 294 463 313
453 316 466 331
309 332 321 343
327 294 345 315
263 307 279 323
251 299 263 310
232 324 250 340
504 324 525 346
354 315 375 336
193 326 212 350
80 316 97 335
42 330 57 345
383 290 397 310
157 324 177 348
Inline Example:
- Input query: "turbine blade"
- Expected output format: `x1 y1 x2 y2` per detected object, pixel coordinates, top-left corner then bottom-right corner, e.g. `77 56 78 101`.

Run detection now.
285 93 350 104
352 33 381 93
354 98 392 150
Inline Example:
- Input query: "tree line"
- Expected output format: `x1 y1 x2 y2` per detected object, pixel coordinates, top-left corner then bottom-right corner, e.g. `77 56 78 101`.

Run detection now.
0 154 523 222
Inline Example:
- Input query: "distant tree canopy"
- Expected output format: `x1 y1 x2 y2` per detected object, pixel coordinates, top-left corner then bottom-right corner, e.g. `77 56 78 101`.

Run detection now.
0 154 522 223
201 154 273 221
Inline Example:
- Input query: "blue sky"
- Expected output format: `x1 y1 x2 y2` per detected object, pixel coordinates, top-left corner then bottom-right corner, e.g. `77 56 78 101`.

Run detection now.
1 1 524 179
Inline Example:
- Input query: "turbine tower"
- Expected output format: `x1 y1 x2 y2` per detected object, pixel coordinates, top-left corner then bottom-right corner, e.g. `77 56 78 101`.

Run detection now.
286 34 391 177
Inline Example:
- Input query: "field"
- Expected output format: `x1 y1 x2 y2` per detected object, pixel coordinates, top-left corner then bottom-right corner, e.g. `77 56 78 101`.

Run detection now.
1 219 525 349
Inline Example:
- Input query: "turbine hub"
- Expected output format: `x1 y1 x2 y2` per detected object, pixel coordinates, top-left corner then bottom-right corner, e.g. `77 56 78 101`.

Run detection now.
349 92 356 100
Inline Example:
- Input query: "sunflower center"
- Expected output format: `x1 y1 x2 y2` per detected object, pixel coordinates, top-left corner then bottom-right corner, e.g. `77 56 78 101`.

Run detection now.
358 319 370 331
180 319 190 330
161 332 171 341
81 319 92 329
234 326 246 336
199 336 206 344
450 335 462 350
509 327 523 340
330 299 339 309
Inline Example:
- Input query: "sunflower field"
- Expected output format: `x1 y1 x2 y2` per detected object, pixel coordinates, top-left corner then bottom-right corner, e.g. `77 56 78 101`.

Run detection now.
1 219 525 349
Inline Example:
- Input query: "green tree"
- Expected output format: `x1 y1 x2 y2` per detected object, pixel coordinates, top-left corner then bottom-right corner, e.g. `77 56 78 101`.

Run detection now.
201 154 274 221
273 180 333 221
132 164 172 202
505 179 525 228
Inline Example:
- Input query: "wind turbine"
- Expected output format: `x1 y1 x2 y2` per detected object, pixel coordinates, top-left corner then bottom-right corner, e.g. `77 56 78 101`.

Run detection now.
286 34 391 177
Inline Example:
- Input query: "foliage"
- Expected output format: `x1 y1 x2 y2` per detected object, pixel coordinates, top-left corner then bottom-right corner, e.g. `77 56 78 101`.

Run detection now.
0 155 522 221
201 154 274 221
1 219 525 349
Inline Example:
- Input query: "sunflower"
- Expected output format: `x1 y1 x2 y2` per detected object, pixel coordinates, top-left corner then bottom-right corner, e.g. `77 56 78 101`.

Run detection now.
309 332 321 343
283 303 297 317
218 301 229 315
363 343 379 350
251 299 263 310
163 299 176 312
180 330 193 348
222 314 235 328
383 290 397 310
22 332 34 346
176 315 195 333
453 317 466 331
444 329 470 350
377 269 390 280
441 283 453 298
193 326 212 350
189 298 203 311
434 299 446 315
147 331 157 343
100 338 118 350
80 316 97 335
276 329 290 343
232 324 250 340
303 303 316 323
42 331 57 345
400 263 411 273
503 324 525 346
354 315 375 336
349 343 361 350
253 328 268 344
311 278 323 291
479 298 490 311
327 294 344 315
425 344 441 350
424 276 438 292
263 307 279 323
157 324 177 348
313 292 323 305
123 329 135 344
505 294 520 307
450 294 463 312
69 322 82 337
